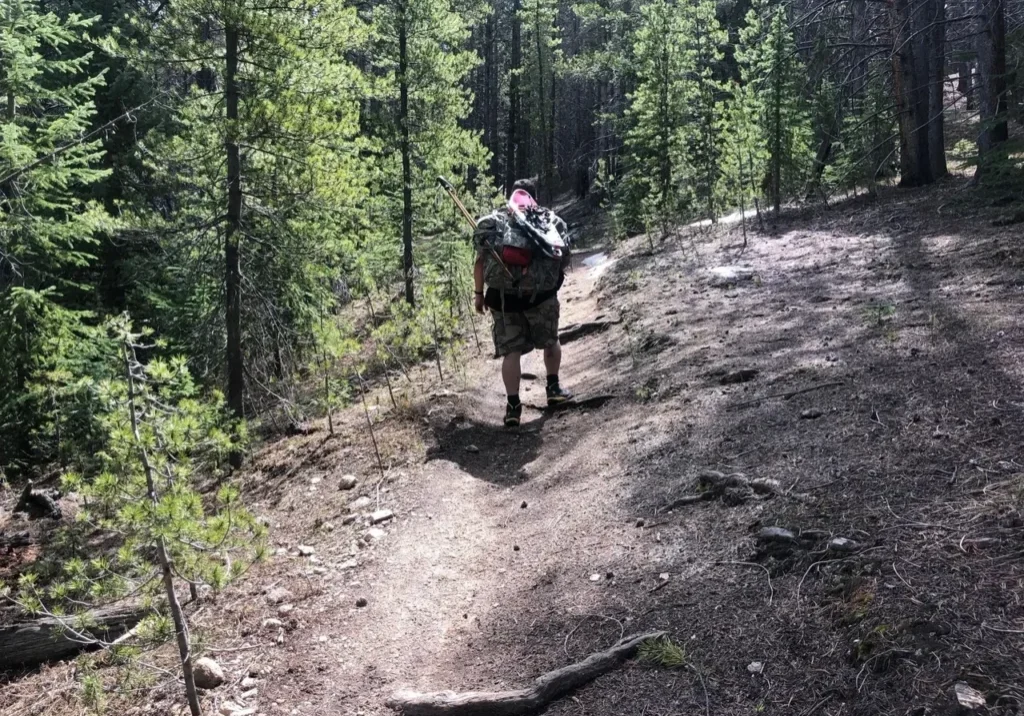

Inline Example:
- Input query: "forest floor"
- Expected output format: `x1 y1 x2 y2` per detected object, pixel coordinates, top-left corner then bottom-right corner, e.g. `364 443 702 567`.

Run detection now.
5 177 1024 716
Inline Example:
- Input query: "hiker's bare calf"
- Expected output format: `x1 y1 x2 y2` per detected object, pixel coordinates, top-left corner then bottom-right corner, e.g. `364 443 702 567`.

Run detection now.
501 342 562 397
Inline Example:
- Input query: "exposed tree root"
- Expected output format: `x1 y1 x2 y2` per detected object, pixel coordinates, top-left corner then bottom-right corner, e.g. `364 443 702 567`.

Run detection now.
661 471 812 512
726 381 845 410
524 395 618 413
386 631 666 716
558 320 620 345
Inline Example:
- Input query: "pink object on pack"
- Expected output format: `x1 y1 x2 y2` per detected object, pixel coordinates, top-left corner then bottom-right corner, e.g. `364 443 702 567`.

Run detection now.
509 189 537 211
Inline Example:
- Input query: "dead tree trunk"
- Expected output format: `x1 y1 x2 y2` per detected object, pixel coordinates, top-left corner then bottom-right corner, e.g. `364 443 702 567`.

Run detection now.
0 607 146 670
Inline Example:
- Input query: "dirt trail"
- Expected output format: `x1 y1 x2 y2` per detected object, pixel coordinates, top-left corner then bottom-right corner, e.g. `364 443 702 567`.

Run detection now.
6 184 1024 716
227 249 664 716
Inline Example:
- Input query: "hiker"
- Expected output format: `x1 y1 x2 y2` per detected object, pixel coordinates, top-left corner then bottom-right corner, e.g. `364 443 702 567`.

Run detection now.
473 179 573 427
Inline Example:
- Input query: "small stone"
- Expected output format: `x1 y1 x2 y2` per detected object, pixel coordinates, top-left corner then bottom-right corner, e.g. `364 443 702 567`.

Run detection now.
605 572 614 580
747 661 764 675
265 587 293 605
828 537 861 554
720 369 759 385
521 501 528 509
659 573 670 582
192 657 225 690
955 682 986 710
370 510 395 525
296 544 315 557
240 677 259 689
239 688 258 701
262 618 284 630
322 522 335 532
310 476 322 485
589 573 601 582
465 444 480 454
278 604 295 616
342 515 358 526
636 518 646 528
349 496 373 512
339 474 358 491
708 265 755 287
800 409 823 419
364 527 386 543
757 527 798 544
312 566 328 575
220 701 254 716
513 545 520 552
339 559 358 569
355 597 368 608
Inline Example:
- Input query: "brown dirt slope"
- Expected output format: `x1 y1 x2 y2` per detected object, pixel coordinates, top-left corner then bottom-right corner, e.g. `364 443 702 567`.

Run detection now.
5 181 1024 716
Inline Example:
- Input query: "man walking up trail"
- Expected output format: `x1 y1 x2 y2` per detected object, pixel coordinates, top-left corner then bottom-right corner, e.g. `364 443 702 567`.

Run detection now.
473 179 573 427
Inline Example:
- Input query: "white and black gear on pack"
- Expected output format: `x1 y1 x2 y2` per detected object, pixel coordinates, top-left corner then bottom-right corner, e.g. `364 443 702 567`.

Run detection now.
474 195 571 312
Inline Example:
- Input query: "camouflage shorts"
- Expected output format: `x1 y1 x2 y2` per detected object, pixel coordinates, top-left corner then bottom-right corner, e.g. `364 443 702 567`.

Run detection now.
490 296 561 357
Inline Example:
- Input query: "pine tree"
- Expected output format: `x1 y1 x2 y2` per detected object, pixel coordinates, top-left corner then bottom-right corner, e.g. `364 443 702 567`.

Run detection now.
736 0 812 214
679 0 728 221
120 0 371 442
0 1 113 470
721 79 768 227
15 317 265 716
522 0 560 197
366 0 490 304
826 68 897 195
621 0 689 232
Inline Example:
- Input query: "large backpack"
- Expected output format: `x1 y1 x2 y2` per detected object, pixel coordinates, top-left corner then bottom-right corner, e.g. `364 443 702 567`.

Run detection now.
474 195 569 302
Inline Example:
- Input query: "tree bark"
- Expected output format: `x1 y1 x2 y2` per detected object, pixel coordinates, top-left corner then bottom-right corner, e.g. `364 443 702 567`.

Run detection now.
399 1 415 306
534 0 549 199
505 0 522 194
976 0 1008 163
225 23 244 468
926 0 948 180
485 12 498 178
890 0 931 186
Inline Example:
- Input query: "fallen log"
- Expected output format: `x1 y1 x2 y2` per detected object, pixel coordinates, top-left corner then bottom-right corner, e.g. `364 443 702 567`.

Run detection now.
387 630 666 716
0 606 147 670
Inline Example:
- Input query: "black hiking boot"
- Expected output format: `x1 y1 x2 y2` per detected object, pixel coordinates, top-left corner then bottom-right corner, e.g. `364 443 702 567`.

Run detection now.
504 401 523 427
546 382 573 406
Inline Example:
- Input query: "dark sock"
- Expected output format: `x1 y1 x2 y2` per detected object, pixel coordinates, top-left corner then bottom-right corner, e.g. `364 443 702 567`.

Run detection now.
507 394 521 408
547 374 559 389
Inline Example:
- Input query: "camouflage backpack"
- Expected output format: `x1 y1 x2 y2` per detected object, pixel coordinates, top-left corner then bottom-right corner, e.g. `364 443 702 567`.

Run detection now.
474 210 568 301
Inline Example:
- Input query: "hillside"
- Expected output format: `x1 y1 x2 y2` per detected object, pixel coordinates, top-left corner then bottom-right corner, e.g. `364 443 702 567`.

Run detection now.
7 180 1024 716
